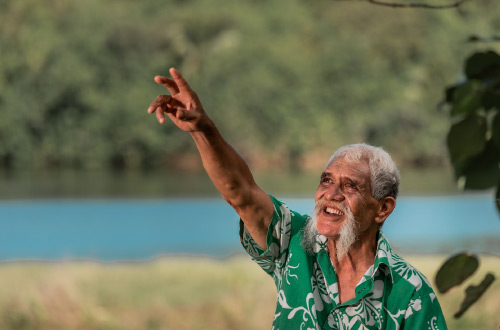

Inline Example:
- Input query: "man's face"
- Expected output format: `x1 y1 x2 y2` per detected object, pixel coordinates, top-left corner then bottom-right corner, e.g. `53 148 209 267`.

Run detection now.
314 158 381 241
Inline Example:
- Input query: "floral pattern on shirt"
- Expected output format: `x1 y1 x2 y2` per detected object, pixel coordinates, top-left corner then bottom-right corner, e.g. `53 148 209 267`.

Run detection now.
240 195 448 330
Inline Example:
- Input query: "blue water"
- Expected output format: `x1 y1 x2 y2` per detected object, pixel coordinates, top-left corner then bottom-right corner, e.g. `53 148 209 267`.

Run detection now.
0 195 498 261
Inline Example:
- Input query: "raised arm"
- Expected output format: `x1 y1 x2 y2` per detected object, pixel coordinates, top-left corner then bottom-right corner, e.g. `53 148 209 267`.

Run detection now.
148 68 273 249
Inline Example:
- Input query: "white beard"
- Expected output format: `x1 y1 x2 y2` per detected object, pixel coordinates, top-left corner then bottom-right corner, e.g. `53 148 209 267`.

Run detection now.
302 200 359 261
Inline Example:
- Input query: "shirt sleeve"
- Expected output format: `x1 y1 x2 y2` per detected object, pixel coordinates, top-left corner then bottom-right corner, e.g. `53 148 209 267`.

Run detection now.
239 195 296 280
401 289 448 330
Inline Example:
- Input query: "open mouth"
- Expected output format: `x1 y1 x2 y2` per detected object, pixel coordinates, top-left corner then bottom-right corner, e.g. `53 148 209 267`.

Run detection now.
324 206 344 216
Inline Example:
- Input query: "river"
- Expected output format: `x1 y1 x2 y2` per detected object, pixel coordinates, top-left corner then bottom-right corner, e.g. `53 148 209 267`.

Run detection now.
0 194 498 261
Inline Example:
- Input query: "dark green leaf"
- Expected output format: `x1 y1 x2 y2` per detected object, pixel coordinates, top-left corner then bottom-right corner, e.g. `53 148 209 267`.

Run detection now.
447 114 487 165
492 113 500 150
454 273 495 318
450 81 482 116
462 140 500 190
435 252 479 294
481 89 500 110
465 51 500 80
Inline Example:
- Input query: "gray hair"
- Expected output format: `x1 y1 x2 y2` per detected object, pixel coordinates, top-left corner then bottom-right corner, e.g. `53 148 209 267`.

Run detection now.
326 143 400 200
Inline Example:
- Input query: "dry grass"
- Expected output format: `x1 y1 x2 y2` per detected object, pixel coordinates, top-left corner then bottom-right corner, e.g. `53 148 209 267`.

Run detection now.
405 255 500 330
0 255 498 330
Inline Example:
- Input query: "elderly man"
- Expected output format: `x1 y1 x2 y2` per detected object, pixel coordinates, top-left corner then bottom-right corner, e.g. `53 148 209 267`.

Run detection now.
147 68 447 329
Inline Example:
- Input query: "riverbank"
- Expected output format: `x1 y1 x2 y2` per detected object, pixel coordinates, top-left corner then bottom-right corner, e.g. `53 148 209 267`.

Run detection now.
0 166 460 200
0 255 497 329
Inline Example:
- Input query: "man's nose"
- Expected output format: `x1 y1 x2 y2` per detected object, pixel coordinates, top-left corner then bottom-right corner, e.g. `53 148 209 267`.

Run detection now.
324 184 345 201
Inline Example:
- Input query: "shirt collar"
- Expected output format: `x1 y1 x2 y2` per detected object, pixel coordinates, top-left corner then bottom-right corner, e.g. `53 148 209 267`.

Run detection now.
313 230 395 283
371 230 395 283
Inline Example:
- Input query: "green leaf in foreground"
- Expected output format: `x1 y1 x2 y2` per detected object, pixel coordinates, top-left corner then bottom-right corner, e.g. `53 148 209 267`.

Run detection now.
435 252 479 294
450 81 482 117
454 273 496 318
462 140 500 190
447 113 487 168
481 88 500 111
465 51 500 80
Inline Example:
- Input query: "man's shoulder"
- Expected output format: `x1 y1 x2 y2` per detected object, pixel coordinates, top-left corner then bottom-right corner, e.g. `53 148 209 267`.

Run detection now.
375 234 434 293
385 251 435 295
269 195 310 225
382 251 446 326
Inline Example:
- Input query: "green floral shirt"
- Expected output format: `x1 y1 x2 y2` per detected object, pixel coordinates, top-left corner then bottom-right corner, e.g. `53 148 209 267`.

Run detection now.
240 195 448 330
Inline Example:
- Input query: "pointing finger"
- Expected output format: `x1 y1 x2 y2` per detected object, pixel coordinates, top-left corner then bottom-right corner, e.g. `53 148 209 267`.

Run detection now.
155 76 179 95
169 67 192 93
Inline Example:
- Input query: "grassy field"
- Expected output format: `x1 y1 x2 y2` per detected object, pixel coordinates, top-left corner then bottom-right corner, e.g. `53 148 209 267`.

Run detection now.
0 255 498 330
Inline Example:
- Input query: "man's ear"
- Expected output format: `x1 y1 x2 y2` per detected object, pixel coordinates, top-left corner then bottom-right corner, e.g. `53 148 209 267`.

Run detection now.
374 196 396 225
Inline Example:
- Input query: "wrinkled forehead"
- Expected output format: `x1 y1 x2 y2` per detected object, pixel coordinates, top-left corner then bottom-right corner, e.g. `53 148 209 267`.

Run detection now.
324 157 371 182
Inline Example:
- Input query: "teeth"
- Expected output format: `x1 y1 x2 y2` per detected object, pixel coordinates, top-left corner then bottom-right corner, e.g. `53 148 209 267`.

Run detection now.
325 207 344 216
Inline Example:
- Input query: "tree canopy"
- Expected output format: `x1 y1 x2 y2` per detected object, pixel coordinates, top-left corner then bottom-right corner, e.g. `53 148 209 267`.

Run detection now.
1 0 499 172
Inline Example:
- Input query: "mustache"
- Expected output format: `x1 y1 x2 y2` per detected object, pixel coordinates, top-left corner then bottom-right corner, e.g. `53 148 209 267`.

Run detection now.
314 198 350 216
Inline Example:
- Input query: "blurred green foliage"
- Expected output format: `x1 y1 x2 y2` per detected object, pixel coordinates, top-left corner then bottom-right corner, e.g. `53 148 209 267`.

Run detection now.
1 0 500 171
444 50 500 210
436 48 500 319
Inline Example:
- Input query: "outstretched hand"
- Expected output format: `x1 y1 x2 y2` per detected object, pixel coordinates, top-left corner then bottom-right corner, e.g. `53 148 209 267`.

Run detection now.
147 68 208 132
147 69 273 250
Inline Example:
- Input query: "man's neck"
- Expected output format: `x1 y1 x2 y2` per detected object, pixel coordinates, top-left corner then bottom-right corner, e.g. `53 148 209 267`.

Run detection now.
327 232 378 303
329 232 378 271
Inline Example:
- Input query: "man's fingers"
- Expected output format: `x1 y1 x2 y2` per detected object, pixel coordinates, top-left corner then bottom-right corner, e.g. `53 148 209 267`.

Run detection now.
151 105 198 124
148 95 171 114
147 103 157 114
156 107 166 124
154 76 179 95
169 67 192 93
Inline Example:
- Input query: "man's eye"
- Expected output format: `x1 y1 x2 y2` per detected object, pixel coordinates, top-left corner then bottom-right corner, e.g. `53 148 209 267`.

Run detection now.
345 183 357 189
321 178 332 184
